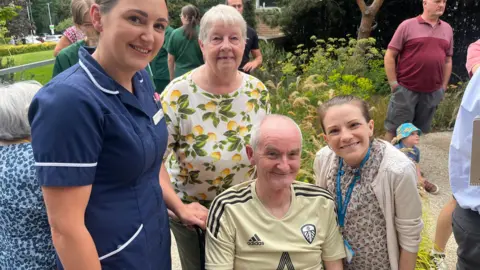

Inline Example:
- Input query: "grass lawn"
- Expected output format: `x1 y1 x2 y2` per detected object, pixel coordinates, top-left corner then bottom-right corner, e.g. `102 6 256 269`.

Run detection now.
2 50 54 85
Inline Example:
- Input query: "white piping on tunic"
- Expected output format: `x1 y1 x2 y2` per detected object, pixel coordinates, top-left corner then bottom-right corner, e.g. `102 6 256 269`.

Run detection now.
35 162 97 167
99 224 144 261
79 60 119 95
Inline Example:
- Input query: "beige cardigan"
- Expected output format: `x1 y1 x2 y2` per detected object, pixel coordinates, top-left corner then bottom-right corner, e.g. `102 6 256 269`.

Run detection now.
314 141 423 270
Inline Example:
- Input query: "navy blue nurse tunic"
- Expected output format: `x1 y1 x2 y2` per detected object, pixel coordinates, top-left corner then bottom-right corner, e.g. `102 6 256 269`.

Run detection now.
28 47 171 269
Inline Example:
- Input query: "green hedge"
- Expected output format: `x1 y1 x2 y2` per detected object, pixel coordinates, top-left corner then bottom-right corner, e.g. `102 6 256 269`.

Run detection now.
0 42 56 57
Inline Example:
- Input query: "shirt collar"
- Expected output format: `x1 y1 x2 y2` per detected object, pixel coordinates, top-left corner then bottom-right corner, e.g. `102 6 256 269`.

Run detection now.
78 47 145 96
416 15 442 25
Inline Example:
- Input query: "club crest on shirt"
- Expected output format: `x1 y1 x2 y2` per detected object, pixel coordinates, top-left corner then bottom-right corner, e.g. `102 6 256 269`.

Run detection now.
301 224 316 244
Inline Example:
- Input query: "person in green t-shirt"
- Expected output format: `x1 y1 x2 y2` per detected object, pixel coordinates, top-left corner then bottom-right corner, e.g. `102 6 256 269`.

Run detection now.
150 26 174 93
167 4 204 80
52 0 98 78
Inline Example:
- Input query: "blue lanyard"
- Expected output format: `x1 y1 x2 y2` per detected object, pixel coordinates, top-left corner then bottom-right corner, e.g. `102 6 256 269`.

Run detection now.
336 148 371 228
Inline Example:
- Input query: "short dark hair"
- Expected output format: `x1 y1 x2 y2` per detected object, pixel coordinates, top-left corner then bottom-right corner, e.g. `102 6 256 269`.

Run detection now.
317 95 371 133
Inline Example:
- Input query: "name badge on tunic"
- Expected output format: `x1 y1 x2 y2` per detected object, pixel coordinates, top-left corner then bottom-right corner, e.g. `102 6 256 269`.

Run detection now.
153 109 164 125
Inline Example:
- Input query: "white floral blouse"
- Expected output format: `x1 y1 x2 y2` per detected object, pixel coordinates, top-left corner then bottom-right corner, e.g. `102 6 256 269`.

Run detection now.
161 69 270 207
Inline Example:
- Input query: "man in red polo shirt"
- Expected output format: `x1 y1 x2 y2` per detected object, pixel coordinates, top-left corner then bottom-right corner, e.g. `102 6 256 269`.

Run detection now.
384 0 453 142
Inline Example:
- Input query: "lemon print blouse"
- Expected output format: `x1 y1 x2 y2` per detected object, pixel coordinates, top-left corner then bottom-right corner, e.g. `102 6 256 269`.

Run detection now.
161 69 270 207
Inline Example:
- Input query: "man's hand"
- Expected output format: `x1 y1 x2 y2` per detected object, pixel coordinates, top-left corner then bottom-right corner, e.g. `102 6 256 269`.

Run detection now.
389 81 399 93
176 202 209 230
242 61 259 73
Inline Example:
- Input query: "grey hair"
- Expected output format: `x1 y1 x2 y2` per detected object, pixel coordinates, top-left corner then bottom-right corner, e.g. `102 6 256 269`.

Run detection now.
199 4 247 44
0 81 42 140
250 114 303 150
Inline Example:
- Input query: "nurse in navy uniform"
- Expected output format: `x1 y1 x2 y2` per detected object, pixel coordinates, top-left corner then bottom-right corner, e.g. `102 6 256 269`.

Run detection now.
28 0 204 269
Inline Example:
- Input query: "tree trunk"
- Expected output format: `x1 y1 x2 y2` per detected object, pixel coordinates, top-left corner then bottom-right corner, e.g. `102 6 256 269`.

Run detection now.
356 0 384 39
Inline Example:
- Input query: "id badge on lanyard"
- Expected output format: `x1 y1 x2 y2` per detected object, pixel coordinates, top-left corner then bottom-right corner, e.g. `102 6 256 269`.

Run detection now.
336 148 370 264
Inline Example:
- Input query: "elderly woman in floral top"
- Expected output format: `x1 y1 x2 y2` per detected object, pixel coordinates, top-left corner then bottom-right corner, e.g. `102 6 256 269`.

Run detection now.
0 81 55 269
314 95 423 270
159 4 269 270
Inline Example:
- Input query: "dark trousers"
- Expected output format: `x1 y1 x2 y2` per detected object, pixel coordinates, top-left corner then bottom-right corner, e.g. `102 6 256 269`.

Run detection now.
452 204 480 270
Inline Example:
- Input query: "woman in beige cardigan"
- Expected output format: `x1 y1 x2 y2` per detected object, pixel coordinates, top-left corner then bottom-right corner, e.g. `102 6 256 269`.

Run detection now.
314 95 423 270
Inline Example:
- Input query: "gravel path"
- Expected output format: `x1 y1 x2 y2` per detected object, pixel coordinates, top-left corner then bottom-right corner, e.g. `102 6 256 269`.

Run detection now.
170 131 458 270
418 131 457 270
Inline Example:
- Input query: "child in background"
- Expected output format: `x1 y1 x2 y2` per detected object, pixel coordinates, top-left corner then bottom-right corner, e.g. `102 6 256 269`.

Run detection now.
392 123 440 194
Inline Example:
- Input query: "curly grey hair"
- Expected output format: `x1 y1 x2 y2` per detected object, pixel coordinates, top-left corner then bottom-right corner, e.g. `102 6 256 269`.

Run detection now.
0 81 42 140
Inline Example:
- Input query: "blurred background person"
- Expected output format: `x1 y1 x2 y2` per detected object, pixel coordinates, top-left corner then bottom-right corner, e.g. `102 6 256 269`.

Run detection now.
53 26 85 57
0 81 55 269
167 4 203 81
52 0 98 78
150 25 174 93
226 0 262 74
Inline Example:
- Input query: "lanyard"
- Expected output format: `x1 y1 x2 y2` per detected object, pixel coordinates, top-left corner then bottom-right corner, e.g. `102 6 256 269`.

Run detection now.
336 148 371 227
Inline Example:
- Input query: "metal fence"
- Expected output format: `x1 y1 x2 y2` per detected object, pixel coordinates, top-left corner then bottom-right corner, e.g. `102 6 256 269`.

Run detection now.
0 59 55 76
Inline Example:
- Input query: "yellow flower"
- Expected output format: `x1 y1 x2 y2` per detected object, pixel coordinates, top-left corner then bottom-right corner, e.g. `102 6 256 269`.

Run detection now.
180 168 188 175
256 82 266 90
205 101 216 112
207 132 217 142
193 125 204 136
227 121 238 131
161 101 168 113
211 152 221 161
170 103 177 110
185 134 195 144
221 168 231 177
170 90 181 101
197 193 207 200
245 102 254 112
238 126 248 136
232 154 242 162
187 163 194 170
251 90 260 99
212 177 222 186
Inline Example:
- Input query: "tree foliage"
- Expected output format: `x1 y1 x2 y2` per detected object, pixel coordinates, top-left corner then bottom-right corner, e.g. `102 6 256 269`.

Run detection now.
55 17 72 33
31 0 71 34
0 3 20 38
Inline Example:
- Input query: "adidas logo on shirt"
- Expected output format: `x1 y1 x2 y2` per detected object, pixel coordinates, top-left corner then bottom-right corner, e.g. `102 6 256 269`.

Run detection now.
247 234 264 246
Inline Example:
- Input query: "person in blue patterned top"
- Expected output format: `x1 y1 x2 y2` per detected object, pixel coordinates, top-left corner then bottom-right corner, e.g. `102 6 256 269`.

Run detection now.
0 81 55 269
392 122 439 195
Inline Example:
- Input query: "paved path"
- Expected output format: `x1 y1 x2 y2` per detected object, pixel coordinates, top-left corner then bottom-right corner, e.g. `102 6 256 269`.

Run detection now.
170 131 458 270
418 132 457 269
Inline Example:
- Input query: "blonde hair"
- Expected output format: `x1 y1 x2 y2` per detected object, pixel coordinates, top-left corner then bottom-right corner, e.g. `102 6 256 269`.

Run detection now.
71 0 95 25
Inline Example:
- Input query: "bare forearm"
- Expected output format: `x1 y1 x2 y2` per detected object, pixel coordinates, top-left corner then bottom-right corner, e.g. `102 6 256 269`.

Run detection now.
399 248 417 270
473 64 480 75
52 227 101 270
160 163 185 216
324 259 343 270
443 61 452 88
253 54 263 66
384 55 397 83
168 55 175 81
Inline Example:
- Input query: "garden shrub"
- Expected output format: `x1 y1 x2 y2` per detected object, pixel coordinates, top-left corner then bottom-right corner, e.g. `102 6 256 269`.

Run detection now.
0 55 14 83
0 42 56 57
